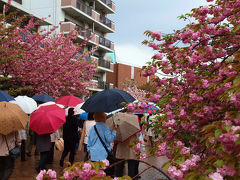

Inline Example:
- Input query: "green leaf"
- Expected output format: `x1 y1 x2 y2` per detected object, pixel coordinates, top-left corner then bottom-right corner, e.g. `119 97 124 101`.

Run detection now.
214 160 224 168
215 129 222 138
236 137 240 145
162 161 171 172
205 168 214 175
225 126 231 133
216 145 222 154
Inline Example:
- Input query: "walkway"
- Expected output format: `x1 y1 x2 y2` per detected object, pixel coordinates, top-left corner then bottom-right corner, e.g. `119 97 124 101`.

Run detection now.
10 149 170 180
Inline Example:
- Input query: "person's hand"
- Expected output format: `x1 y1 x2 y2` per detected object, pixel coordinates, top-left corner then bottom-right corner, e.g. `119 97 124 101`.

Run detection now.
113 125 118 131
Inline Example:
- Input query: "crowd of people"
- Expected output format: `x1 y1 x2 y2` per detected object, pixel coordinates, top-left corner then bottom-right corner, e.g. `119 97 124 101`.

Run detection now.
0 108 155 180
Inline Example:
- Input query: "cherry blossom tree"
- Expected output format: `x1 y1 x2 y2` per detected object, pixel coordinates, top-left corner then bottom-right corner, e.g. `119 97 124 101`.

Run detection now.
0 2 97 97
141 0 240 179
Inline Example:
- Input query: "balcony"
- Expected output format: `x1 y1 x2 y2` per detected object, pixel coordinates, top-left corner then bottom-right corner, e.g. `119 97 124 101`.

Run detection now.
98 58 110 69
75 25 92 38
100 15 113 29
76 0 92 16
95 0 115 14
61 0 114 33
13 0 22 4
100 0 113 7
60 22 114 52
99 36 111 49
98 80 110 90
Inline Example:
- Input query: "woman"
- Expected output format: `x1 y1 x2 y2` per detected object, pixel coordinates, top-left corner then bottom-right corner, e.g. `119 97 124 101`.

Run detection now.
87 112 117 176
35 133 50 172
48 130 60 164
79 118 96 161
60 108 79 167
0 131 21 180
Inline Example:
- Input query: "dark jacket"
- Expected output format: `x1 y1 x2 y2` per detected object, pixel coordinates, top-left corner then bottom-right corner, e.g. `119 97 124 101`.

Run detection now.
63 115 79 143
36 134 50 152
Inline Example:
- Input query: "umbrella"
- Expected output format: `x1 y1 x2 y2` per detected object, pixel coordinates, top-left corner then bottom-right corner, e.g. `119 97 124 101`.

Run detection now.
0 102 29 135
74 103 85 115
81 88 135 113
106 112 141 143
37 102 64 109
127 104 159 114
55 95 84 107
10 96 37 114
32 94 55 104
30 104 66 135
0 90 15 102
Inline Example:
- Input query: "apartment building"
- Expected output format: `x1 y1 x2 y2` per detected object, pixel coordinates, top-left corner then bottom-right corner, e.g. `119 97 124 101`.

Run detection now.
0 0 115 92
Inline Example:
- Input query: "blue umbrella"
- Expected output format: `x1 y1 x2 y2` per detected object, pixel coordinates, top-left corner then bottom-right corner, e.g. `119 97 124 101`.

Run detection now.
81 88 135 113
32 94 55 104
0 90 15 102
80 112 89 120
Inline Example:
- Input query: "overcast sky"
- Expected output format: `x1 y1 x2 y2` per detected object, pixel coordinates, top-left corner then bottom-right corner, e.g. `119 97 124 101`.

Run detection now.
107 0 208 67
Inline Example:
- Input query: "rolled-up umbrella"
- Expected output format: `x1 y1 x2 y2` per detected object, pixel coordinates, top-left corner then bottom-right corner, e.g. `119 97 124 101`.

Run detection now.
55 95 84 107
81 88 135 113
30 104 66 135
0 102 29 135
32 94 55 104
0 90 15 102
10 96 37 114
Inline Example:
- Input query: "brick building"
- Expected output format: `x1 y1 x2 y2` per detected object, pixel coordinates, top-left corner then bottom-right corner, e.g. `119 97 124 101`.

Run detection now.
106 62 153 89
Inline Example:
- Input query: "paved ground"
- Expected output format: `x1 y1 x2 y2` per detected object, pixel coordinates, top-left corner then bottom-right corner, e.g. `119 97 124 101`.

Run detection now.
10 148 171 180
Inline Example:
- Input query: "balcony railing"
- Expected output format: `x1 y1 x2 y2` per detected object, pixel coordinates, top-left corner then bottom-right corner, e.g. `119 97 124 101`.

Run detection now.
99 36 111 49
75 25 92 38
100 15 112 28
100 0 113 8
13 0 22 4
98 58 110 69
76 0 92 16
98 81 110 90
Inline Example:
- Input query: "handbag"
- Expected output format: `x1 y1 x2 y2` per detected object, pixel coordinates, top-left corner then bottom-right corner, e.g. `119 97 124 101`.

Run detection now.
94 125 116 164
55 138 64 151
4 133 20 160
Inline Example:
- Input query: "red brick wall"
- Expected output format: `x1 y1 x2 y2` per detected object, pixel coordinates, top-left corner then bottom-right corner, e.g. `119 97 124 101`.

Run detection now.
134 67 148 86
117 64 131 89
106 63 151 89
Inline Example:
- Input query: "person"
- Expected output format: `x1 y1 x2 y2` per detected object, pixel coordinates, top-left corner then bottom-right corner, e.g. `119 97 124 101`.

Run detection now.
115 134 140 178
87 112 117 176
26 125 34 157
19 129 27 161
35 133 51 172
0 131 21 180
60 108 80 167
48 130 60 164
79 118 96 161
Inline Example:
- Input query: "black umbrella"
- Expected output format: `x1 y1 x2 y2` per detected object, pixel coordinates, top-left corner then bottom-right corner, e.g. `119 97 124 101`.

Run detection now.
32 94 55 104
81 88 135 113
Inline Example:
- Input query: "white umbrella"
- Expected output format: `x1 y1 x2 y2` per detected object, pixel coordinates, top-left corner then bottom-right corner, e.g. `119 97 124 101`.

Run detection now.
10 96 37 114
73 103 85 115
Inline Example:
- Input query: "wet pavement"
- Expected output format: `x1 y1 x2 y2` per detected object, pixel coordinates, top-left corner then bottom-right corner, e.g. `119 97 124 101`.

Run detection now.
10 148 170 180
10 148 85 180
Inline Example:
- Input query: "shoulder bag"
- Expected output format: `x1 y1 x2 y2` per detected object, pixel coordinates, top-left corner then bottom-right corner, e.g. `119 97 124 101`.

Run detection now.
94 125 116 164
4 132 20 160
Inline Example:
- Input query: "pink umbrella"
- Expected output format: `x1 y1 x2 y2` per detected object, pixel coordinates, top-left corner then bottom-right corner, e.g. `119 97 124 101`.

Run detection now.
30 104 66 135
55 95 84 107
